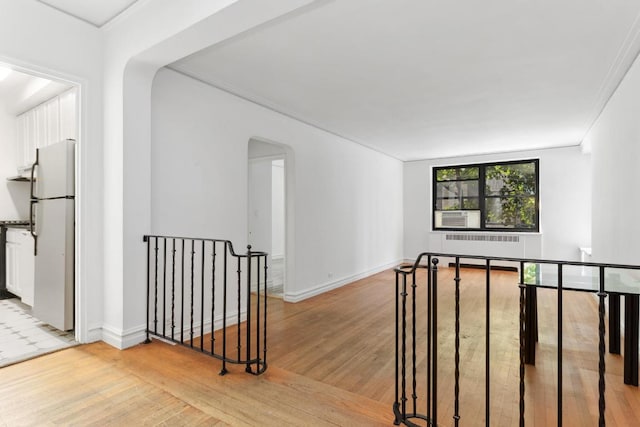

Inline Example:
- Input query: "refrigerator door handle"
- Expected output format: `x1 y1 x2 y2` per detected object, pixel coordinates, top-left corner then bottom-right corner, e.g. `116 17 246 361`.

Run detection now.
30 199 38 256
30 149 39 200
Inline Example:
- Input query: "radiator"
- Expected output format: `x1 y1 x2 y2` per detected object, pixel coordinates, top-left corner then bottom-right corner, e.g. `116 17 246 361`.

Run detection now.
428 232 542 268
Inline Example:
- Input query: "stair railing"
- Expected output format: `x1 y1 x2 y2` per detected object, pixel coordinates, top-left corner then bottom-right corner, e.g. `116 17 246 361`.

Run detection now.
143 234 268 375
394 253 640 427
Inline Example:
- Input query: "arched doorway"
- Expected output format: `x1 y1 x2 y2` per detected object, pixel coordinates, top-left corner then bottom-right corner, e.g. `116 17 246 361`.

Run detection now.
247 138 291 298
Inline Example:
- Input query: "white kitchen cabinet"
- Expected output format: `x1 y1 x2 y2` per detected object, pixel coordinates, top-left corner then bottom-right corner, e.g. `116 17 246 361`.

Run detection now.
15 86 77 173
16 109 37 171
5 235 19 296
58 87 77 141
5 228 35 306
44 97 60 147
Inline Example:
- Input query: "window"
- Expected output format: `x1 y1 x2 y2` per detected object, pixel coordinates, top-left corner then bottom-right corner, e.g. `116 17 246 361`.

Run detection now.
433 159 539 232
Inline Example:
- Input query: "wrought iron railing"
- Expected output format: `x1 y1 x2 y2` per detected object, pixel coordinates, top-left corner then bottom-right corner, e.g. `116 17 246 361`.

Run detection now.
394 253 640 426
143 235 268 375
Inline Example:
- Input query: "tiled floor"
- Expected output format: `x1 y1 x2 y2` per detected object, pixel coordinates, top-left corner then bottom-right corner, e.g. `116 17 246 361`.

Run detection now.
0 298 76 367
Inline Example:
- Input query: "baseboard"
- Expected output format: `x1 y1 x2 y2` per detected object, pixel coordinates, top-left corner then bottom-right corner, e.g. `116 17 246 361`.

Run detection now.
284 259 402 303
101 323 147 349
86 323 105 343
99 307 248 350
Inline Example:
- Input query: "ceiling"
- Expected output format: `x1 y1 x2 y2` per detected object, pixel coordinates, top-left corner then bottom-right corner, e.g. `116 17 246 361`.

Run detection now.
36 0 139 27
29 0 640 161
0 68 72 115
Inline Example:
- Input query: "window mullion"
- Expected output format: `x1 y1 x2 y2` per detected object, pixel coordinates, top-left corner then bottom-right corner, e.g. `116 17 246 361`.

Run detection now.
479 165 486 231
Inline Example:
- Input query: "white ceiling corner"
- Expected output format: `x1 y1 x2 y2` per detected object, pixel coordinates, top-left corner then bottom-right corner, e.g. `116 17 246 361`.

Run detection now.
37 0 139 27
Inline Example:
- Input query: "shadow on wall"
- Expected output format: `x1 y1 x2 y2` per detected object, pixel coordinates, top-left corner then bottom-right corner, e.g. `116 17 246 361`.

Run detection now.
5 181 30 219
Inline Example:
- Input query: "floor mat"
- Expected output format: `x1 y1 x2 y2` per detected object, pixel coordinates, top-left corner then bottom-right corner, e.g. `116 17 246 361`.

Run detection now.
0 298 76 367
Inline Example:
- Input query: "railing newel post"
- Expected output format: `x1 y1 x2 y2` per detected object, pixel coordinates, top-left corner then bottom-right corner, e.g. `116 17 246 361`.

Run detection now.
246 245 252 373
557 263 563 426
432 257 439 426
221 242 228 376
486 258 491 427
393 268 401 425
144 235 151 344
519 261 526 427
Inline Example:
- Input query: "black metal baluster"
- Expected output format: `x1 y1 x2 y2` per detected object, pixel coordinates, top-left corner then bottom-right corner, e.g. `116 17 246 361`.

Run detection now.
201 240 205 351
154 237 158 335
598 266 606 427
255 254 261 373
181 239 185 344
246 246 252 372
211 241 216 355
190 240 195 348
519 262 526 427
237 255 242 363
144 236 151 343
557 264 563 426
401 273 408 421
171 239 176 341
432 258 439 426
221 244 228 375
486 259 491 427
411 269 417 416
454 257 461 427
163 238 167 337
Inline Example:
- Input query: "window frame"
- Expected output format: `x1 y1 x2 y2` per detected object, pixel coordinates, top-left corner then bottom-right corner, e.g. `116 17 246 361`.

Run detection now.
432 159 540 232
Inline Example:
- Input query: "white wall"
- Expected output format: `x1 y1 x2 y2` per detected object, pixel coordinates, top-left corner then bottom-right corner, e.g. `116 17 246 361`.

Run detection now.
102 0 319 348
404 145 591 262
151 68 404 302
272 160 285 258
584 51 640 265
0 107 29 219
0 0 103 343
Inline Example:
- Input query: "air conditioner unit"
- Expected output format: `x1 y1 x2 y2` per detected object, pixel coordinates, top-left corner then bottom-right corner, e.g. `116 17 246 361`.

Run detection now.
441 211 469 227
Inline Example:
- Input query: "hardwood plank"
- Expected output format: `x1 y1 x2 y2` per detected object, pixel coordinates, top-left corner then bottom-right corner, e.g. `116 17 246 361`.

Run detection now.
2 266 640 426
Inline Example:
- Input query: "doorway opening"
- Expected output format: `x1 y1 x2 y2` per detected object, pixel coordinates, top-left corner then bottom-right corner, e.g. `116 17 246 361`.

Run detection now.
0 62 79 366
248 139 287 298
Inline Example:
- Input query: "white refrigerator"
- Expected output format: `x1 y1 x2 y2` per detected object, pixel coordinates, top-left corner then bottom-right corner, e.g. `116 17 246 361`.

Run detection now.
30 139 75 331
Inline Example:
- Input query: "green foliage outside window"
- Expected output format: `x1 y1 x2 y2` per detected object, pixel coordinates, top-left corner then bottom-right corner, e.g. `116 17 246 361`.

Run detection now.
485 162 537 229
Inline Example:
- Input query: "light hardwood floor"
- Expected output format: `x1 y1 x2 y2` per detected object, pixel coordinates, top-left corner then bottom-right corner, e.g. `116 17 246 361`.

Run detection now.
1 267 640 426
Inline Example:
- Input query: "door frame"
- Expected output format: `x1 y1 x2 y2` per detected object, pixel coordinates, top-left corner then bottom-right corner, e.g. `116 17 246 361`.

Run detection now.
247 138 294 299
